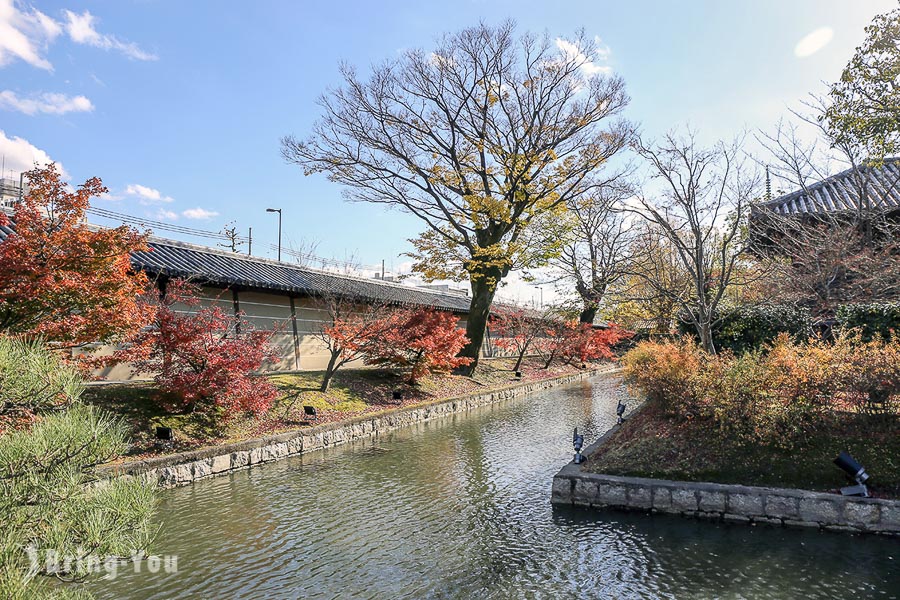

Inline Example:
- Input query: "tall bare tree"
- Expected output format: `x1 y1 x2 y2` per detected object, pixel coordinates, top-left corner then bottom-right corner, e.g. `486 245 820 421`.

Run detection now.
282 22 630 372
629 131 759 353
552 185 634 324
606 224 693 333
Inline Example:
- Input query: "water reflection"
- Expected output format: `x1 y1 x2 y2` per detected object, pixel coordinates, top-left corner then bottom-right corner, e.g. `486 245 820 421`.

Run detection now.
89 376 899 599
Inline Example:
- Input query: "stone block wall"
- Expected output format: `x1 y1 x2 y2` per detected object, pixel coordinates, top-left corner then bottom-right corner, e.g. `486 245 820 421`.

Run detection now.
100 367 611 488
551 425 900 536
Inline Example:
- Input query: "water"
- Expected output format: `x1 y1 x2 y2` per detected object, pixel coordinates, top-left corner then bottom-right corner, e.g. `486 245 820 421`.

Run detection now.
89 375 899 599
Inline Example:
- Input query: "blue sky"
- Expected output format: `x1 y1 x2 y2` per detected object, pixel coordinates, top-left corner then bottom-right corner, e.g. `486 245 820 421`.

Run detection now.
0 0 895 303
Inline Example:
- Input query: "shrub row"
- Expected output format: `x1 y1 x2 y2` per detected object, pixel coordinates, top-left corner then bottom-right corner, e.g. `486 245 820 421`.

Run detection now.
835 302 900 341
621 334 899 448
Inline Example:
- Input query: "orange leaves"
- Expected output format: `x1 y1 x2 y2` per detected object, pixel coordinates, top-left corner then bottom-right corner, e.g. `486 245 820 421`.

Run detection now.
622 333 900 448
0 164 149 346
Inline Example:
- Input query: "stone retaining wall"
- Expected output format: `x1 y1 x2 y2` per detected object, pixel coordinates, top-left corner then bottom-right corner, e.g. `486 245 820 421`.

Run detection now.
551 423 900 536
100 367 613 488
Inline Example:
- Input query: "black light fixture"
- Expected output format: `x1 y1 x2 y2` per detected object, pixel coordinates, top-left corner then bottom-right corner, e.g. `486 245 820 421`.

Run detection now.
392 390 402 402
514 370 522 379
616 400 627 424
834 451 870 497
266 208 282 261
572 427 586 464
155 426 173 441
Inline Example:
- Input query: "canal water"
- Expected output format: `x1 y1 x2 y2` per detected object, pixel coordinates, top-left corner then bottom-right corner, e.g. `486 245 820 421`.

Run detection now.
90 374 899 599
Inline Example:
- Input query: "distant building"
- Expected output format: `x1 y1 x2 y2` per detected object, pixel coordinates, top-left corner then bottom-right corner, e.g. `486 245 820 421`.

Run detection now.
0 173 26 208
752 159 900 222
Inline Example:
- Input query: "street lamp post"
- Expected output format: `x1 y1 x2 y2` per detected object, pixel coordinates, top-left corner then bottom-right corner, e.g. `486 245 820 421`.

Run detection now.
266 208 282 261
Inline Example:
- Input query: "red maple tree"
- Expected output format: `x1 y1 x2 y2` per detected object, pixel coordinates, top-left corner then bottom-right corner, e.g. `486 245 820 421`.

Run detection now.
363 308 472 383
561 322 632 364
315 294 394 392
0 164 149 345
490 305 552 372
115 279 278 418
536 321 631 368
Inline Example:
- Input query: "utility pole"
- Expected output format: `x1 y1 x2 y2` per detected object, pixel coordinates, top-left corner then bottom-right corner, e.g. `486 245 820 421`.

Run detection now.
266 208 282 261
248 227 252 255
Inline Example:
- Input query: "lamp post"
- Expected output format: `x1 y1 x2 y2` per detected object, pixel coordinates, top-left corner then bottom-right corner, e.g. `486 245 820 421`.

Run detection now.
266 208 282 261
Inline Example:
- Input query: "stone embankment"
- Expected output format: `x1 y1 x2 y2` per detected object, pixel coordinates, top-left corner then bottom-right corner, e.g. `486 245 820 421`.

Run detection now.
101 367 615 488
551 421 900 536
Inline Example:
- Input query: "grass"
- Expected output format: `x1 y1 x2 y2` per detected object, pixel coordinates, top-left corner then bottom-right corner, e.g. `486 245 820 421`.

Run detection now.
586 404 900 499
81 356 590 460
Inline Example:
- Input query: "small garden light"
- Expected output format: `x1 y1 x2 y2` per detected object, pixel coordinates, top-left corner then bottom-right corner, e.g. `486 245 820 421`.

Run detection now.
572 427 586 464
833 451 870 497
392 390 402 402
155 426 173 450
515 371 522 379
616 400 626 424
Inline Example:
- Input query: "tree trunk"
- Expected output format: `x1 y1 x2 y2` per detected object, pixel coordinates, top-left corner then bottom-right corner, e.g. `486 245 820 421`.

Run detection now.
320 352 339 392
579 303 598 325
513 346 527 372
458 275 499 375
543 352 555 369
697 320 716 355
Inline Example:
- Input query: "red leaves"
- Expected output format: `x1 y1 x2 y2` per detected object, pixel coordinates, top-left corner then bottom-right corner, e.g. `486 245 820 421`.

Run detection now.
115 279 278 419
566 323 632 363
537 320 632 368
0 164 149 345
491 306 545 361
362 308 472 383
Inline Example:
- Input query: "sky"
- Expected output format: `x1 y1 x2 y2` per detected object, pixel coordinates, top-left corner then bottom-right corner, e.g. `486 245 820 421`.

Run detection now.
0 0 896 305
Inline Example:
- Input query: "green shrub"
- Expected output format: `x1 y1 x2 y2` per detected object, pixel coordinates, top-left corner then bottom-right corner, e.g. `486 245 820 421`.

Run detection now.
835 302 900 341
678 305 811 354
0 336 83 414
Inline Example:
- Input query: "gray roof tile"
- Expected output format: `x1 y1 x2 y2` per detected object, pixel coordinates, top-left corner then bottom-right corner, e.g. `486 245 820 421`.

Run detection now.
757 158 900 216
0 213 472 313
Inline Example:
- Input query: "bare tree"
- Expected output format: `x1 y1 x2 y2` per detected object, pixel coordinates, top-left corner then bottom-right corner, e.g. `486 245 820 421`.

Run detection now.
552 185 634 324
628 131 759 353
751 212 900 315
755 111 900 313
758 109 900 237
282 22 631 373
217 222 245 253
607 224 693 333
490 303 554 372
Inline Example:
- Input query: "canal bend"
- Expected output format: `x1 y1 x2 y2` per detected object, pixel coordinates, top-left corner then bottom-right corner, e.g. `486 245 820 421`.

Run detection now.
91 374 899 599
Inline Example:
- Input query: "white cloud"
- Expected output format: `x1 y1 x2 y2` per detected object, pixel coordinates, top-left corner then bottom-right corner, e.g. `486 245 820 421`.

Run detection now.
63 10 157 61
0 0 61 70
0 129 65 177
0 3 156 70
154 209 178 221
182 207 219 220
125 183 174 204
0 90 93 115
794 27 834 58
555 37 611 76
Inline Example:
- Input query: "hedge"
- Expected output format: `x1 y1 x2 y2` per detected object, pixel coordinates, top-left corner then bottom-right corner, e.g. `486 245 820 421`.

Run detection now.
678 305 812 354
835 302 900 341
